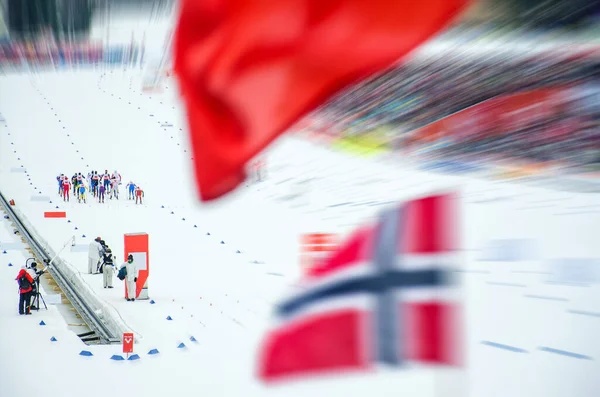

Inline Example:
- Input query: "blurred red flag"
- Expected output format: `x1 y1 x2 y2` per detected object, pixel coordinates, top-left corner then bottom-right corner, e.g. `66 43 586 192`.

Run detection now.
174 0 468 200
258 193 461 381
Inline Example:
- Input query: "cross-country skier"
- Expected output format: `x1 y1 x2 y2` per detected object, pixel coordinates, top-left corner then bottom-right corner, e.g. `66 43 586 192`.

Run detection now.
57 174 64 196
78 182 87 203
62 178 71 202
91 171 100 197
110 178 119 200
71 174 77 194
113 170 122 185
102 170 111 192
126 181 136 200
98 184 106 203
135 186 144 204
63 175 70 194
77 173 84 188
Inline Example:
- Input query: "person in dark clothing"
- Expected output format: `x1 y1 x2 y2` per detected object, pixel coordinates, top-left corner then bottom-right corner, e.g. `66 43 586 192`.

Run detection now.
98 184 106 203
102 248 116 288
71 174 77 194
92 171 100 197
28 262 44 310
16 266 34 315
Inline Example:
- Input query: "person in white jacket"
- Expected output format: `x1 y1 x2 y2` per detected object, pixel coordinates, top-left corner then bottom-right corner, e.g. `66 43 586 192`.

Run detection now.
88 237 103 274
120 254 139 301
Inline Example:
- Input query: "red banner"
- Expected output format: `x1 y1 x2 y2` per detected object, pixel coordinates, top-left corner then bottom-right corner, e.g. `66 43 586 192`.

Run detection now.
124 233 150 300
410 88 569 144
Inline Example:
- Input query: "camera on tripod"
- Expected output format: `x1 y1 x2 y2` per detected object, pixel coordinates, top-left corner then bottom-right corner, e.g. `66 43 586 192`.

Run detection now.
26 258 47 311
31 264 45 280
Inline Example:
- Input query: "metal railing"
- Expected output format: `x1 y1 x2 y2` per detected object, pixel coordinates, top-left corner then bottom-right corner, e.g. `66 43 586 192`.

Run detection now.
0 190 126 344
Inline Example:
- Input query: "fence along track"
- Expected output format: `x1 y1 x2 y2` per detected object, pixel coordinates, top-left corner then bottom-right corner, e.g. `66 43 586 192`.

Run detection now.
0 190 121 344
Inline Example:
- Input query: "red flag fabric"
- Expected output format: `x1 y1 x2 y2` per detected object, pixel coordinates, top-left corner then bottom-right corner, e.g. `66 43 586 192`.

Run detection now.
174 0 468 200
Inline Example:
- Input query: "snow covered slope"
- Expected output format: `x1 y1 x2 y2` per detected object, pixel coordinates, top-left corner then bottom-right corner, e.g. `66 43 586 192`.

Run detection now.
1 68 599 397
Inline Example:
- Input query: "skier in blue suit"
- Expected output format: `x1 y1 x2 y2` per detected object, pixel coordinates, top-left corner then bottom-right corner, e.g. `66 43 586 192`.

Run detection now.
126 181 136 200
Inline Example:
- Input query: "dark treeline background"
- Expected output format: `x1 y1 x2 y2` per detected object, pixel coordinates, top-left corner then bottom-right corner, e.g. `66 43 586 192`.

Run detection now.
6 0 174 39
8 0 92 38
5 0 600 40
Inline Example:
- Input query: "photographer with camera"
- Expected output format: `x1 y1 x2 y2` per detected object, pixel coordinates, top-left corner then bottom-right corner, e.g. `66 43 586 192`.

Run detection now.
102 247 116 288
16 266 34 315
28 262 47 311
29 262 40 309
97 240 107 273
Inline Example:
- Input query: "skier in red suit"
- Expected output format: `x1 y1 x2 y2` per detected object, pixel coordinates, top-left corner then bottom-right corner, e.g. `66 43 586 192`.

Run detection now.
135 186 144 205
62 180 71 202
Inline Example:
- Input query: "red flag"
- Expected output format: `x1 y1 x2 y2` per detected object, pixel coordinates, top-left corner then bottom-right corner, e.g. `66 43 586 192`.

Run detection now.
174 0 468 200
258 193 461 381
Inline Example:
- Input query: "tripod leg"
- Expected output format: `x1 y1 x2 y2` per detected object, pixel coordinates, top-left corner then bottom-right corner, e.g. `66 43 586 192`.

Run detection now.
39 294 48 310
32 293 39 311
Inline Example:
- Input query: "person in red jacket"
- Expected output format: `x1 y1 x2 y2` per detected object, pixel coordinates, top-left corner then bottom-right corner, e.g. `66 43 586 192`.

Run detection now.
16 266 34 315
62 179 71 202
135 186 144 205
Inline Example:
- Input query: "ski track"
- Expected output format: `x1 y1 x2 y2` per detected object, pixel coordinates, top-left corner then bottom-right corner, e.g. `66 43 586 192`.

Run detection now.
0 70 599 397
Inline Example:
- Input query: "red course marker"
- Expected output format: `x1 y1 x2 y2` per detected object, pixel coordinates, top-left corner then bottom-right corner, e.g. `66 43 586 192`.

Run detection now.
44 212 66 218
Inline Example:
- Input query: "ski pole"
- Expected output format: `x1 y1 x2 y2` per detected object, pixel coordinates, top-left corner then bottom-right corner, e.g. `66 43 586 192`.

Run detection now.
39 236 76 273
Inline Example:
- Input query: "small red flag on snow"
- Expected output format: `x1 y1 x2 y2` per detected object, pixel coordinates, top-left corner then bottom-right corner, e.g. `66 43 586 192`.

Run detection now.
174 0 468 201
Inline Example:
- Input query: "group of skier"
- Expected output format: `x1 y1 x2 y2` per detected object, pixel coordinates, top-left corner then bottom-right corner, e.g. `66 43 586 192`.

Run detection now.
56 170 145 204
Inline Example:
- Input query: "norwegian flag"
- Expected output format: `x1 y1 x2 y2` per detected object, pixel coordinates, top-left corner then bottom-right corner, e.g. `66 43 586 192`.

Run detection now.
258 193 461 381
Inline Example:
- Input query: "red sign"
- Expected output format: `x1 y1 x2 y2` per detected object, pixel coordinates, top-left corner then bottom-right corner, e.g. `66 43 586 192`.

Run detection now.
44 211 66 218
123 332 134 353
124 233 150 300
300 233 339 275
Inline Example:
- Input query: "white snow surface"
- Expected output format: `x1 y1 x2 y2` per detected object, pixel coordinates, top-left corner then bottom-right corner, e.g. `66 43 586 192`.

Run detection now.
0 69 599 397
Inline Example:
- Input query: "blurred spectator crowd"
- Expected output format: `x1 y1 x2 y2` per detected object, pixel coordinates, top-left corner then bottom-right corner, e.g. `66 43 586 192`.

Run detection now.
316 35 600 173
0 36 142 71
326 54 598 132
